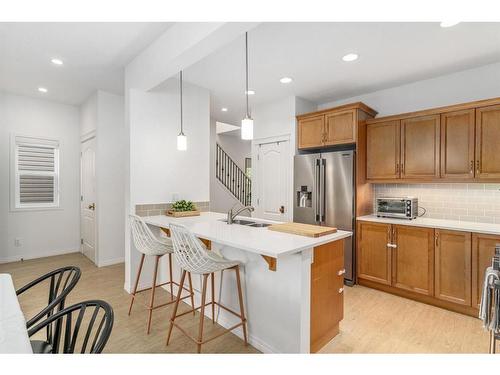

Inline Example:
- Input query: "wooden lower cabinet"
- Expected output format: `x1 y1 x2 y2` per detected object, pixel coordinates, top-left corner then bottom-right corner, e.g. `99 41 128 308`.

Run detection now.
357 221 392 285
434 229 472 305
392 225 434 296
356 220 496 317
472 233 500 308
310 239 344 353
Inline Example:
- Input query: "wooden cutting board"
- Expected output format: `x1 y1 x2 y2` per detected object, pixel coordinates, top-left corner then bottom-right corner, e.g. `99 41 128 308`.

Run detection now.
267 222 337 237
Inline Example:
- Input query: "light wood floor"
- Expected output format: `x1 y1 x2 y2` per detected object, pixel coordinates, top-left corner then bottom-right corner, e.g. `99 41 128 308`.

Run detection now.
1 252 492 353
0 252 258 353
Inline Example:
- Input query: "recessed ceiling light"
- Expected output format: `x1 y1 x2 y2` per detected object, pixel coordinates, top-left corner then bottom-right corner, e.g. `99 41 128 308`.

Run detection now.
342 53 358 62
280 77 293 84
38 87 48 93
221 108 228 112
440 21 460 28
51 58 63 65
246 90 255 95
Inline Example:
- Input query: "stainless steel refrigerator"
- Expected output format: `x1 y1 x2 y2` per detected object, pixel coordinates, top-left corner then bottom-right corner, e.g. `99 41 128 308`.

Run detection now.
293 150 355 284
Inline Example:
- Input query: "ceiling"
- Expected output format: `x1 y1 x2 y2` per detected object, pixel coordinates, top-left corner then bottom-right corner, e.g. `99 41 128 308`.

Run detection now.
183 22 500 125
0 22 173 105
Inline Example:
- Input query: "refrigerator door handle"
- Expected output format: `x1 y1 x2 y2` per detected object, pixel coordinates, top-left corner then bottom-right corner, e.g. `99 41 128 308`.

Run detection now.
320 158 326 222
315 159 320 223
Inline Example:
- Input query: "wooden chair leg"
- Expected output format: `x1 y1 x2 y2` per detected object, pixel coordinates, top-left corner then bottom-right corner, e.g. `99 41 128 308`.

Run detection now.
234 265 248 345
168 253 174 301
166 270 186 346
211 272 215 323
197 274 209 353
147 255 161 334
187 272 195 315
128 254 145 315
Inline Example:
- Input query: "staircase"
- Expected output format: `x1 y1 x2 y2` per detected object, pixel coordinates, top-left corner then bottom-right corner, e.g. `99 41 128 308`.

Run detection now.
215 143 251 206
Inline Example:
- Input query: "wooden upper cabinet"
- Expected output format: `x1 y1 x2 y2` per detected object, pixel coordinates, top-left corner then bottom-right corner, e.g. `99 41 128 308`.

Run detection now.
324 110 356 146
400 115 440 179
297 115 325 149
366 120 400 180
472 233 500 308
475 105 500 179
434 229 472 306
440 110 475 179
392 225 434 296
357 221 392 285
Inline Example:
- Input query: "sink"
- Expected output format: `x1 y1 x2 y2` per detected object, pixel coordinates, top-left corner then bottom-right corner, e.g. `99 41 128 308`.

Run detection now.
248 223 271 228
220 219 271 227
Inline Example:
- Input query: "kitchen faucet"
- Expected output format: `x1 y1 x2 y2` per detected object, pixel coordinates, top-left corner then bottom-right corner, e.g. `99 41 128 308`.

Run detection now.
227 205 254 224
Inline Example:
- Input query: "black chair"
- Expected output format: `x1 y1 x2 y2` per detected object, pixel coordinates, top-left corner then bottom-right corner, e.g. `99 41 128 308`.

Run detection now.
27 300 114 354
16 266 81 351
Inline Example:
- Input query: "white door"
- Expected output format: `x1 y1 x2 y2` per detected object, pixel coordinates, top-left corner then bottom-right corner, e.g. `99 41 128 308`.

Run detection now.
256 140 290 222
81 137 97 263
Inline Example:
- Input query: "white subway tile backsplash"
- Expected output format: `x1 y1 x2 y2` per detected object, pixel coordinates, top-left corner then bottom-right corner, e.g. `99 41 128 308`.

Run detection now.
374 183 500 224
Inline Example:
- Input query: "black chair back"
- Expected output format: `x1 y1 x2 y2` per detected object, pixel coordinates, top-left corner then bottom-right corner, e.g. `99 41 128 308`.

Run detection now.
28 300 114 354
16 266 81 343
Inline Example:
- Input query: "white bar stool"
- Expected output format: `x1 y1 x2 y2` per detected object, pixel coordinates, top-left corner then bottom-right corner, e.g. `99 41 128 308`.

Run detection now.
166 223 248 353
129 214 195 334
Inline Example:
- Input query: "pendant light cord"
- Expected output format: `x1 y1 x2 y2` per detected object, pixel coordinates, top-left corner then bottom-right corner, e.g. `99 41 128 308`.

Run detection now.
180 70 183 134
245 32 249 118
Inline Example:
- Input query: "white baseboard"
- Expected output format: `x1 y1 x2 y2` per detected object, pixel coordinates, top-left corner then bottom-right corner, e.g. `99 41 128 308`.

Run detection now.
98 257 125 267
0 248 80 264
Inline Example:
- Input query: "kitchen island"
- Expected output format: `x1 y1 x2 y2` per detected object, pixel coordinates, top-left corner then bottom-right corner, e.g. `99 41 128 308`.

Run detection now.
142 212 351 353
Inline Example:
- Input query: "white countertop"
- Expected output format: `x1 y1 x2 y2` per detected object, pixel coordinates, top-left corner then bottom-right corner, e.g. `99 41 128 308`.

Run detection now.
143 212 352 258
357 215 500 236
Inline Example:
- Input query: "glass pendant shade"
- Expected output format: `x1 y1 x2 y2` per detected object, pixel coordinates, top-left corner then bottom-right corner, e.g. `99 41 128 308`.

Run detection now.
177 132 187 151
241 116 254 140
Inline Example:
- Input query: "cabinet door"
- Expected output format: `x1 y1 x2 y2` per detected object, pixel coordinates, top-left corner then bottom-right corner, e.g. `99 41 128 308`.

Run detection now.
297 115 325 149
434 229 472 305
310 239 344 353
366 120 400 180
401 115 440 179
475 105 500 179
472 233 500 307
392 225 434 296
440 110 475 179
324 110 356 146
357 221 392 285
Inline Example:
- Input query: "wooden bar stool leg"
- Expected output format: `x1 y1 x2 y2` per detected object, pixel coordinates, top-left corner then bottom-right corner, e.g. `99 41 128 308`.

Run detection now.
128 254 145 315
187 272 195 315
166 270 187 346
168 253 174 301
211 272 215 323
197 274 209 353
147 255 161 334
234 265 248 346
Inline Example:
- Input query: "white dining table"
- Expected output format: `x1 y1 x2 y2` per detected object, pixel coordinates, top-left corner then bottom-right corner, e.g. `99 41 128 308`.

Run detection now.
0 274 33 353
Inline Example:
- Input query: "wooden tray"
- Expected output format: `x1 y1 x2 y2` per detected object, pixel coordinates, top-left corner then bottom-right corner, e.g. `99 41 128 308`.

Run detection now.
165 210 200 218
268 222 337 237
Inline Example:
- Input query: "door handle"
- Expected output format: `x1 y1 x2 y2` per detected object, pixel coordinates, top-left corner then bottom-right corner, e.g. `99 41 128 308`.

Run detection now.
279 205 285 214
315 159 320 222
470 160 474 174
88 203 95 211
320 159 326 222
338 287 344 294
337 269 346 276
387 243 397 248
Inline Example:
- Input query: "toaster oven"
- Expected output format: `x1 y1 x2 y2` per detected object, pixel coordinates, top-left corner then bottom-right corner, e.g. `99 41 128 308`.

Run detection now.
376 197 418 219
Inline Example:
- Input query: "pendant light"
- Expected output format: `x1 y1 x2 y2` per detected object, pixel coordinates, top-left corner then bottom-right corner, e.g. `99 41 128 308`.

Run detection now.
177 70 187 151
241 32 253 140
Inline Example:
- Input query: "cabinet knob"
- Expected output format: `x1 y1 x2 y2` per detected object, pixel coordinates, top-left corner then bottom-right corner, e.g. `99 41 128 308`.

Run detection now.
338 287 344 294
337 269 346 276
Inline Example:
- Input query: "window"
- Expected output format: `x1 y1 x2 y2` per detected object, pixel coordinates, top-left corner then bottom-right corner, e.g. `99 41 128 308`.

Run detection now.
12 135 60 209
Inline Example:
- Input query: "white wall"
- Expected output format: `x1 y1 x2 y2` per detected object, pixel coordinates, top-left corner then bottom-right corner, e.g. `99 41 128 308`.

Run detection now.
125 81 210 291
0 92 80 262
79 91 125 267
318 61 500 116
